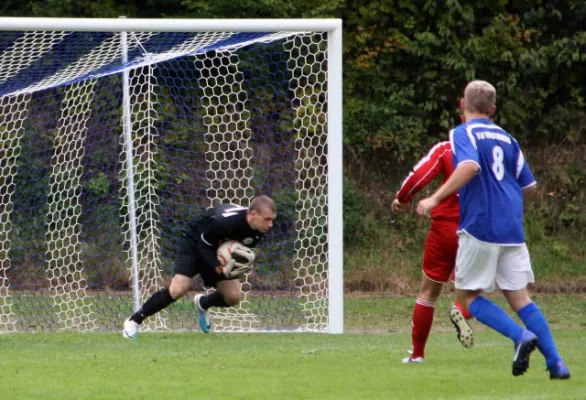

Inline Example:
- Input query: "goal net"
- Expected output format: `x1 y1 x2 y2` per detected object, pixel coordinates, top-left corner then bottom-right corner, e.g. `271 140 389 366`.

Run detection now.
0 18 342 333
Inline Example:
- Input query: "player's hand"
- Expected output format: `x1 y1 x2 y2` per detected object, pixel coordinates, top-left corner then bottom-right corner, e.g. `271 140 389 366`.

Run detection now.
215 265 225 275
216 263 233 277
416 196 439 218
219 259 253 279
391 198 409 213
216 244 255 279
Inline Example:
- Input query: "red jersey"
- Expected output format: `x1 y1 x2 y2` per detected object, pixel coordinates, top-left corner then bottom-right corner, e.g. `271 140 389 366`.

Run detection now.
396 141 459 221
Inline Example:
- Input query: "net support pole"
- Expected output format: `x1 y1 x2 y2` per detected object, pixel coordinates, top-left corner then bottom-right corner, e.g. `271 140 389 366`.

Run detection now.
327 20 344 334
120 22 141 312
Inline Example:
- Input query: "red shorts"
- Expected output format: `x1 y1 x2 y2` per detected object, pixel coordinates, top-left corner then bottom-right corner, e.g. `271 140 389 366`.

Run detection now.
422 220 458 283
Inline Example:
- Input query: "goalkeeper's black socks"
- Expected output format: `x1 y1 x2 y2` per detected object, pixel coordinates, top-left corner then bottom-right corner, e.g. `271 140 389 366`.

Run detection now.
199 290 229 310
130 288 176 324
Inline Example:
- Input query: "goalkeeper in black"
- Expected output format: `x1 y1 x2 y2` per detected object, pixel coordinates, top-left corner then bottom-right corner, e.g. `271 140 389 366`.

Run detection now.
123 195 277 337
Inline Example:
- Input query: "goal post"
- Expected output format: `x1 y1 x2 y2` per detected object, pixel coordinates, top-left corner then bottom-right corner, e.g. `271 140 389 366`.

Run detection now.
0 17 343 334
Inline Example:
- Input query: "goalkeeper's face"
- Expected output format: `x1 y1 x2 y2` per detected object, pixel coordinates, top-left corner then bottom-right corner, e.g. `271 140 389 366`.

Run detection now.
248 208 276 233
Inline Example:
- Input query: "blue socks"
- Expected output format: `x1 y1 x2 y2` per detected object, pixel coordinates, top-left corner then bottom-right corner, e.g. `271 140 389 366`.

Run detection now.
517 302 562 368
469 296 523 343
468 297 562 369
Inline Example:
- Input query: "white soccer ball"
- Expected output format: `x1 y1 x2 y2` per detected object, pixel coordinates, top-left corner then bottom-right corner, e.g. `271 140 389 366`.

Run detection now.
217 240 241 266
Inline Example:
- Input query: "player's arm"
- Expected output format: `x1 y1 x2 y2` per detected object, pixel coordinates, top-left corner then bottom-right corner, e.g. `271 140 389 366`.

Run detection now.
198 219 232 273
523 184 538 210
425 162 478 203
515 148 538 210
394 143 447 211
417 128 479 217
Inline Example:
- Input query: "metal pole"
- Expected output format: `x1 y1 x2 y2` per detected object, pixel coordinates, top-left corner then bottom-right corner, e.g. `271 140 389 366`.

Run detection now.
327 20 344 334
120 18 141 312
0 17 341 33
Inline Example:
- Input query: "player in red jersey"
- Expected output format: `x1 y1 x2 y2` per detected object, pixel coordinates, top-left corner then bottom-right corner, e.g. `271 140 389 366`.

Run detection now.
393 140 473 363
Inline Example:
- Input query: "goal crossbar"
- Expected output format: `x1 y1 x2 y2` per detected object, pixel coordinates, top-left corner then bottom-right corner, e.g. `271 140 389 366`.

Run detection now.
0 17 341 33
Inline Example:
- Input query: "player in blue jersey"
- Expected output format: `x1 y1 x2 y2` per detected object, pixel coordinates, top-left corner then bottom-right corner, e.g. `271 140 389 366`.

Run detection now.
416 80 569 379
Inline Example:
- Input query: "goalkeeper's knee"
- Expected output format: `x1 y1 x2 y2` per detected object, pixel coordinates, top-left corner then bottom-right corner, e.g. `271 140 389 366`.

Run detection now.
223 291 241 306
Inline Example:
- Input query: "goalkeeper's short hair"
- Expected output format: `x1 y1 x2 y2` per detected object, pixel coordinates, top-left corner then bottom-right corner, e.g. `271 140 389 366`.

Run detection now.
249 195 276 214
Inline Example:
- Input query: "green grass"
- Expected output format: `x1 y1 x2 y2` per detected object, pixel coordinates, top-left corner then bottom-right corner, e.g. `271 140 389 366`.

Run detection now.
344 228 586 292
1 295 584 399
7 292 320 332
343 197 586 293
344 293 586 332
1 331 583 399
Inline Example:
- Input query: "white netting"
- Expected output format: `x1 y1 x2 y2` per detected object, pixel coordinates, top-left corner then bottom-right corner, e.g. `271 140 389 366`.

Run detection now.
0 28 330 332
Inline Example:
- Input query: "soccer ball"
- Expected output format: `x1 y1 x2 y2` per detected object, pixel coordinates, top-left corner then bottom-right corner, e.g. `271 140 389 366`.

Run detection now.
217 240 241 266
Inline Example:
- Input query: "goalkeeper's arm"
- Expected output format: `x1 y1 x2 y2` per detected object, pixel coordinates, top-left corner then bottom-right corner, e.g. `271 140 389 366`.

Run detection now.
197 220 230 273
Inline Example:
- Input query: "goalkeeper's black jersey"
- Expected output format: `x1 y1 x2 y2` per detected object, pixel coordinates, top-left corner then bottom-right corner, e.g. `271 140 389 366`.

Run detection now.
185 204 265 268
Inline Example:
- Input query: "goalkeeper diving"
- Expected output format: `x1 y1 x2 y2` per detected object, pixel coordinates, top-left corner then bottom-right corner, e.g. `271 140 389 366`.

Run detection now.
123 195 277 337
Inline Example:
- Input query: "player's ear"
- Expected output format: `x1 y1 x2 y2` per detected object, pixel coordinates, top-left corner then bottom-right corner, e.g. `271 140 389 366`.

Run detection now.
459 98 466 112
488 105 496 117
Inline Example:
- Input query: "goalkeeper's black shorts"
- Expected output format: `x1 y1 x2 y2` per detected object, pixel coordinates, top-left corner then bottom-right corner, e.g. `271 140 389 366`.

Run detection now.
173 232 228 288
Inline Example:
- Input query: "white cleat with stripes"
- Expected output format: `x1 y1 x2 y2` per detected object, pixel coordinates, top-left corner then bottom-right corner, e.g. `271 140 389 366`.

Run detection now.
402 350 424 364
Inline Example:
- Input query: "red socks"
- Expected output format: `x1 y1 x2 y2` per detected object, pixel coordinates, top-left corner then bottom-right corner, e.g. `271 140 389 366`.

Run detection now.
411 298 435 359
453 301 473 320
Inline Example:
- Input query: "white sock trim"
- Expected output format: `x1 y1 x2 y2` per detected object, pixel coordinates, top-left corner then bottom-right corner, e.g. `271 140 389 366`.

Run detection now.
415 298 436 308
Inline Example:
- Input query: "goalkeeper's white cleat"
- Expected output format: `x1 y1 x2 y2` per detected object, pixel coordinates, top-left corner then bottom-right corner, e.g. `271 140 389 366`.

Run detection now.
122 318 140 339
402 350 424 364
194 294 212 333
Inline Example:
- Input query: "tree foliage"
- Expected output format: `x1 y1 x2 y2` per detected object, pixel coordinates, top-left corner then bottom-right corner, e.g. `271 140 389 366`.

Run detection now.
5 0 586 244
7 1 585 162
339 0 586 164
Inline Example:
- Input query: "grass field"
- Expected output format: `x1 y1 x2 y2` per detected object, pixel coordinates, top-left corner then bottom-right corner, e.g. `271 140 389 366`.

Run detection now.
1 294 584 399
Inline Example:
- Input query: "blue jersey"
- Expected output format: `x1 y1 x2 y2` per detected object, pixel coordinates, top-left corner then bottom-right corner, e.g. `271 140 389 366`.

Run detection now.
449 118 536 244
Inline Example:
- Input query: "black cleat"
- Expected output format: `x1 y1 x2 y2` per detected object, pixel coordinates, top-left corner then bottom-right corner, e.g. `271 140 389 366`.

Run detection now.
548 361 570 380
512 330 538 377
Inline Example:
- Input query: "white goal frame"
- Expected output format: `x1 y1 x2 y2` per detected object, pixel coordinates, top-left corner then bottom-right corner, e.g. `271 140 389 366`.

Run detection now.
0 17 344 334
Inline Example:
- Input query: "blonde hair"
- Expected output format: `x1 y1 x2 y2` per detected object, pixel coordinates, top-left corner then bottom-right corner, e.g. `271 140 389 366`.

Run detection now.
249 195 277 214
464 80 496 114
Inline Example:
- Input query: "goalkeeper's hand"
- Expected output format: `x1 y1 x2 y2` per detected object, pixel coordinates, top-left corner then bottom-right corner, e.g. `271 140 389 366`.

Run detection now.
215 244 255 279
